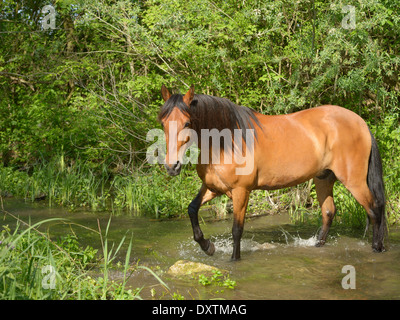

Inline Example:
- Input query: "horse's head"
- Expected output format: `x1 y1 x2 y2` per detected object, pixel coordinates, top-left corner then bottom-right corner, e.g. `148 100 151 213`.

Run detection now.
158 85 195 176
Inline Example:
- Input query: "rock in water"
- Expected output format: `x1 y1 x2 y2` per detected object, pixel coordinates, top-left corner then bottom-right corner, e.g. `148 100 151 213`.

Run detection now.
167 260 225 277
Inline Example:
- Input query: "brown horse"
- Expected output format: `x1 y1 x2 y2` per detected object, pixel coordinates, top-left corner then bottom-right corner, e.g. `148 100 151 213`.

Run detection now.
158 85 386 260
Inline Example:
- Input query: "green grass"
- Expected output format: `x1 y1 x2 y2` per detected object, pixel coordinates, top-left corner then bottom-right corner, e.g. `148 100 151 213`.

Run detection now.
0 155 111 211
111 165 200 217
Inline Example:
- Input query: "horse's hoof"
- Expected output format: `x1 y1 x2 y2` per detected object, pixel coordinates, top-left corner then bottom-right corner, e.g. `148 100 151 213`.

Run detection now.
205 241 215 256
372 245 386 253
315 240 325 247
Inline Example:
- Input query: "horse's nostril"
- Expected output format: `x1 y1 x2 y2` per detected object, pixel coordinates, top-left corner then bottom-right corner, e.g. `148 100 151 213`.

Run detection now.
174 161 181 170
164 161 181 176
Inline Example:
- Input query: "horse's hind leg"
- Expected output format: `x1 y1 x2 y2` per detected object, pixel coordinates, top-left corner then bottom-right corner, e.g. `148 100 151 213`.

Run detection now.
314 171 337 247
188 183 219 256
343 182 385 252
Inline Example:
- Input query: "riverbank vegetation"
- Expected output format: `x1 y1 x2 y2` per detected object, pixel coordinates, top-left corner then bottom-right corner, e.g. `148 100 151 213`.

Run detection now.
0 211 175 299
1 0 399 225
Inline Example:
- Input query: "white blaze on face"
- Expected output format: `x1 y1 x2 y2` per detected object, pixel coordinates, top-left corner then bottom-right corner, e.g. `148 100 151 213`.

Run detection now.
166 120 178 165
167 121 198 165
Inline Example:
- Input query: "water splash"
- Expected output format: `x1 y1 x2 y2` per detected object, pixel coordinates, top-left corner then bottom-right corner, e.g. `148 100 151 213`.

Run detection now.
279 227 318 247
292 235 318 247
177 228 320 259
177 235 276 258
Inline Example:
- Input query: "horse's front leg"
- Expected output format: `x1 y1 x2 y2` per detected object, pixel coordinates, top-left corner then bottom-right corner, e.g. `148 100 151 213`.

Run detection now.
188 184 219 256
231 188 250 261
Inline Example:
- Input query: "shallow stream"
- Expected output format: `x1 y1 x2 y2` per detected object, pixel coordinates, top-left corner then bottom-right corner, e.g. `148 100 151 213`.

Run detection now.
2 199 400 300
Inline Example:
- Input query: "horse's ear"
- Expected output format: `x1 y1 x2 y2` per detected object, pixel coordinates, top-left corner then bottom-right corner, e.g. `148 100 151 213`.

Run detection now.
183 84 195 106
161 84 171 102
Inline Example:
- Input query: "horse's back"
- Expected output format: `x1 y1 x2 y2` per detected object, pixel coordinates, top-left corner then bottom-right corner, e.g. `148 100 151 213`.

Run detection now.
291 104 371 152
289 105 367 129
253 105 371 189
265 105 371 153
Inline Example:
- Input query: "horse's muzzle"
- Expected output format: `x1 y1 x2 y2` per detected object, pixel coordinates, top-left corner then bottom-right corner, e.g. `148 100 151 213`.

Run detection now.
164 161 182 176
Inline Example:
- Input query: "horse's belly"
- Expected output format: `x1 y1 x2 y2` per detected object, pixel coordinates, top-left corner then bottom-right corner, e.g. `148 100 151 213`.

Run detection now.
257 173 313 190
255 153 321 190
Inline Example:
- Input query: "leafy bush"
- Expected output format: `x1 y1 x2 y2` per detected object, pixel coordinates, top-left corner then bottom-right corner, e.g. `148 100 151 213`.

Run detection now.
0 0 399 227
1 0 399 169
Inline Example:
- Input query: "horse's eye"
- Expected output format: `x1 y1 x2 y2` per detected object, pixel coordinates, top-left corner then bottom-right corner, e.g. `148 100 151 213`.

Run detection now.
184 122 191 128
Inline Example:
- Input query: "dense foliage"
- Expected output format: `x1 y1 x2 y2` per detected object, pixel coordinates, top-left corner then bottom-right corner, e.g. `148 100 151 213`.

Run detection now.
0 0 399 220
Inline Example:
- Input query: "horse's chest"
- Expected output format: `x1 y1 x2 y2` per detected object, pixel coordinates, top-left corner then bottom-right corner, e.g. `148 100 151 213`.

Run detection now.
204 172 230 195
198 164 252 199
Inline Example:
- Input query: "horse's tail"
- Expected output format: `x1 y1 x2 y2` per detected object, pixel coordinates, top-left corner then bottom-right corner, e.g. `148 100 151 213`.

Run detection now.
367 129 387 252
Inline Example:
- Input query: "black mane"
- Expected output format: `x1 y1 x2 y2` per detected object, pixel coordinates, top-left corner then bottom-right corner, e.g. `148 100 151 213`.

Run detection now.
158 94 190 121
158 94 262 143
